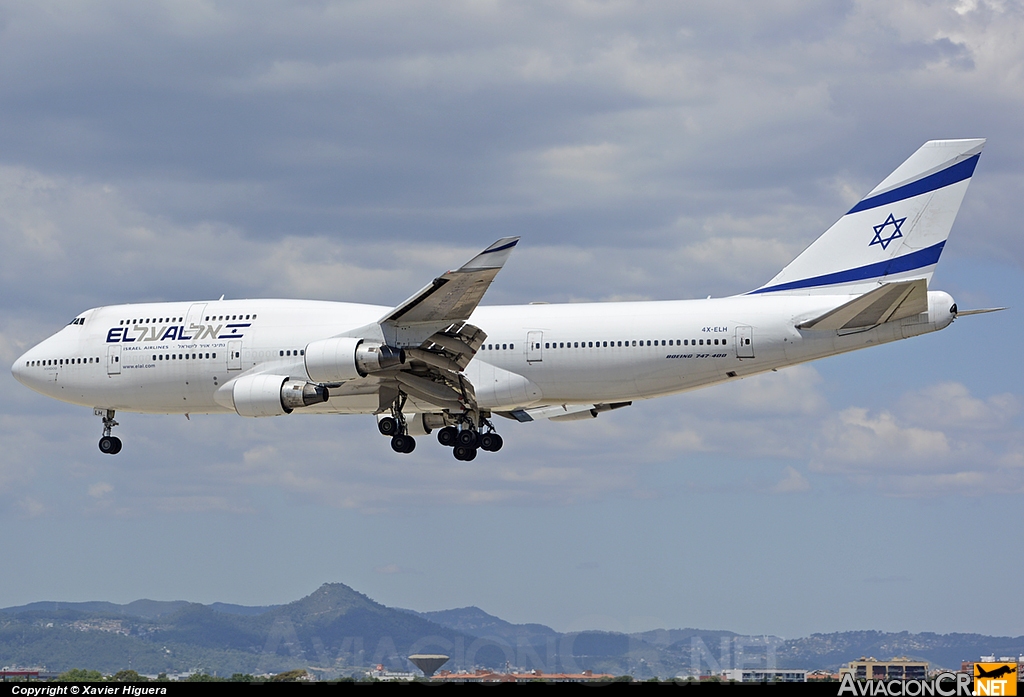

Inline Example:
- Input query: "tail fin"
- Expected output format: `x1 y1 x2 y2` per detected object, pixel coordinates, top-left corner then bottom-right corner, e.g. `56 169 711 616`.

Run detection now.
752 139 985 295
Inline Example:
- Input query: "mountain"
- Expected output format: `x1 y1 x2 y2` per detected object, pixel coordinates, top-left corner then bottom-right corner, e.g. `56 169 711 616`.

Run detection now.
0 583 471 677
410 606 559 644
2 583 1022 678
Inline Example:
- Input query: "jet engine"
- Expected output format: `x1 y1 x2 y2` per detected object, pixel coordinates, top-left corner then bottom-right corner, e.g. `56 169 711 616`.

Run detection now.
304 337 405 383
229 374 329 417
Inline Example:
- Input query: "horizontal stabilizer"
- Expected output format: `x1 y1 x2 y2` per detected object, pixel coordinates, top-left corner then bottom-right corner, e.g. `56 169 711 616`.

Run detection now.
797 279 928 331
956 307 1007 317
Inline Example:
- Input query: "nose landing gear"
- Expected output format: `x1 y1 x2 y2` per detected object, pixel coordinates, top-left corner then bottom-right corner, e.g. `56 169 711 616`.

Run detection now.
95 408 122 455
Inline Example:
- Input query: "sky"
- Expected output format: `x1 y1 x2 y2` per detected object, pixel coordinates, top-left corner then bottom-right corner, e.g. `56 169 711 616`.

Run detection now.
1 0 1023 642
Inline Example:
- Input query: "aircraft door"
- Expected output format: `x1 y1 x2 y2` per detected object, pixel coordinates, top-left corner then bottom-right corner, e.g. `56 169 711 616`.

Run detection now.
227 340 242 371
184 303 207 339
107 346 121 375
527 331 543 363
735 326 754 358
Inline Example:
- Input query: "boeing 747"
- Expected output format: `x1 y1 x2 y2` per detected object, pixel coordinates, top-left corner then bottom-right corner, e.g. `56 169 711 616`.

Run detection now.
12 139 999 460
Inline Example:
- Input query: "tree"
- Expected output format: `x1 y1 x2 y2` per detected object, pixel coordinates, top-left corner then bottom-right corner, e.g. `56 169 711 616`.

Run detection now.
111 670 147 682
56 669 104 682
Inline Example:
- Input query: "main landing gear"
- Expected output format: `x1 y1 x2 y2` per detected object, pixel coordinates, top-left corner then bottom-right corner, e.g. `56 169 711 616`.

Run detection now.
436 415 503 461
377 396 503 459
378 394 417 454
95 408 122 455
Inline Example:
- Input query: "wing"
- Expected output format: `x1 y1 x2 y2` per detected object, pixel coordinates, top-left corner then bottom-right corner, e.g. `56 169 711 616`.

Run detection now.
359 238 518 414
379 237 519 348
501 402 633 422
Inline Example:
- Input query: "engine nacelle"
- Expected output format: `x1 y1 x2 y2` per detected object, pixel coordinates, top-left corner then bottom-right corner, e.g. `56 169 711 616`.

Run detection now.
230 374 329 417
404 412 448 436
304 337 404 383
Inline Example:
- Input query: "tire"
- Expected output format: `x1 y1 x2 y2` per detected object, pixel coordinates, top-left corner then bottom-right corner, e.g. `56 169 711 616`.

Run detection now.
378 416 399 436
453 445 472 461
479 433 503 452
479 433 498 452
391 434 410 453
403 436 416 454
456 429 478 447
437 426 458 447
110 437 123 454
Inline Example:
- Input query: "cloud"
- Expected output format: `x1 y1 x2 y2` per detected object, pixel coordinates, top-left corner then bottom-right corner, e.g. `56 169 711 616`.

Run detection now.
1 0 1023 522
87 482 113 498
810 383 1024 496
772 466 811 494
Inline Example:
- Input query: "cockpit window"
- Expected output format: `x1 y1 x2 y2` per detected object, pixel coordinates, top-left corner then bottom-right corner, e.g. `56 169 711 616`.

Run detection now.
67 317 85 326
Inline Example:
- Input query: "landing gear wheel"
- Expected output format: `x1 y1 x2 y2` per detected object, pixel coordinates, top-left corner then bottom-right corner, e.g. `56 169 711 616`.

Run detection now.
437 426 458 447
391 434 416 453
453 445 477 461
378 416 399 437
479 433 503 452
96 409 121 454
456 429 479 448
98 436 121 455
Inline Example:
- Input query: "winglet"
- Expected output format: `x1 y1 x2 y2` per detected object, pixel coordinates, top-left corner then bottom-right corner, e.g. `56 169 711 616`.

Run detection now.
460 237 519 271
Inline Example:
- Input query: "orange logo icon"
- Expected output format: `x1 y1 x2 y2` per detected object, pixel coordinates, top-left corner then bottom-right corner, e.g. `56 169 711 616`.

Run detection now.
975 663 1017 696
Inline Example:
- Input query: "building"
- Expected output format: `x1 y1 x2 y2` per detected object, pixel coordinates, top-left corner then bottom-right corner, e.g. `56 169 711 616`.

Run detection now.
721 669 807 682
841 657 928 681
961 656 1024 682
432 669 615 683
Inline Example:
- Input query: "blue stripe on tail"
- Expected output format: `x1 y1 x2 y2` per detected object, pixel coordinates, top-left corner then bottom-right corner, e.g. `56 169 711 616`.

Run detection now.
847 155 979 214
750 241 946 294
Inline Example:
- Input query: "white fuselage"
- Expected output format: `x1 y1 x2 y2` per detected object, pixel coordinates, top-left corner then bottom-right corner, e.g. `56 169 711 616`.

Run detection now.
12 291 956 417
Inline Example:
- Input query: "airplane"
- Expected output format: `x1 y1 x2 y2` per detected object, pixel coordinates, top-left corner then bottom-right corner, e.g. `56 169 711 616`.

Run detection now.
12 139 1002 461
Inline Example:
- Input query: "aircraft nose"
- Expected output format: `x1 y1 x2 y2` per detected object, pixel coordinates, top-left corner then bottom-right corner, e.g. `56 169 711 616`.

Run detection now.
12 351 29 386
12 345 44 390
